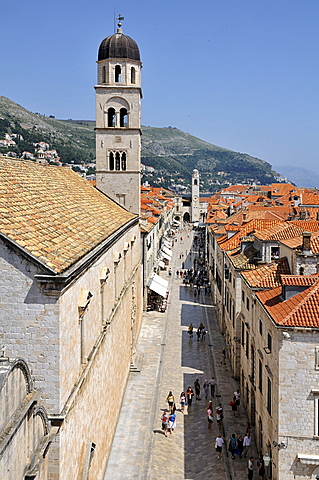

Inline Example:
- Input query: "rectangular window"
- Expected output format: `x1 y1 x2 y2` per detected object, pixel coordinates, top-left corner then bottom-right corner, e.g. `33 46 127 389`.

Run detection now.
267 333 272 353
315 347 319 370
259 319 263 336
246 331 249 358
242 290 245 302
267 378 272 415
258 359 262 393
241 322 245 346
246 298 250 310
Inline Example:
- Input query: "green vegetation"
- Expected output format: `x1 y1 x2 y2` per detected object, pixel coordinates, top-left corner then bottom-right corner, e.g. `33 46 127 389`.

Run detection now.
0 96 281 191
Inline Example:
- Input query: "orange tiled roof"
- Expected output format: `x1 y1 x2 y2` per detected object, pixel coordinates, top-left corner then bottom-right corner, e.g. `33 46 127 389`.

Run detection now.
280 274 319 287
253 223 304 241
257 280 319 328
0 157 136 274
241 257 290 288
218 219 284 251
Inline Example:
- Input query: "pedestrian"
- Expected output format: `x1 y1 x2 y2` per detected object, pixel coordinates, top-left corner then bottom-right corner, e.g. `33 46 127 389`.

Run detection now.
230 395 238 416
221 348 226 364
194 379 201 400
180 270 183 278
176 270 179 278
216 403 223 431
188 323 194 338
161 411 169 437
208 377 216 397
182 261 185 269
247 456 254 480
166 391 175 413
206 401 214 430
257 452 265 479
168 411 176 434
168 267 172 276
215 433 224 459
180 391 186 414
186 386 194 406
234 389 241 412
196 326 201 341
246 421 251 436
228 433 237 459
237 435 244 458
201 328 207 341
243 432 251 458
203 379 209 398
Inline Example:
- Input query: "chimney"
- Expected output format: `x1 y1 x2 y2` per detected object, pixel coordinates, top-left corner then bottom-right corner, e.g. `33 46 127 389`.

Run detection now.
302 231 311 252
242 212 247 222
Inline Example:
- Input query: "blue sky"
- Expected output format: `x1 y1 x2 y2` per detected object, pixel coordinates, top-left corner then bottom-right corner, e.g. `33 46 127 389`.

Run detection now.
1 0 319 174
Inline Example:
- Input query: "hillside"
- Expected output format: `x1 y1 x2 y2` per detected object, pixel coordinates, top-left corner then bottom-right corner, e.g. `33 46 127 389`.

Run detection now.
0 96 281 191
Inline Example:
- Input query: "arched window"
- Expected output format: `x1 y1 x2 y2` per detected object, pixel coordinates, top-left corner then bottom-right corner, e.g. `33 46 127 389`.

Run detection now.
299 266 304 275
109 152 114 170
115 65 122 83
102 66 107 83
121 152 126 171
194 179 198 185
107 108 115 127
120 108 128 127
131 67 136 84
115 152 121 171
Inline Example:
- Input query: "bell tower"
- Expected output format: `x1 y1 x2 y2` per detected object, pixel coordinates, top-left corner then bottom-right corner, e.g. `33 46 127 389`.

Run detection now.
191 169 200 222
95 17 142 214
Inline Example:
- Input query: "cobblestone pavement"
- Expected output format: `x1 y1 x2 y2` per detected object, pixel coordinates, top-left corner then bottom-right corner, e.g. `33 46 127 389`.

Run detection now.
104 230 258 480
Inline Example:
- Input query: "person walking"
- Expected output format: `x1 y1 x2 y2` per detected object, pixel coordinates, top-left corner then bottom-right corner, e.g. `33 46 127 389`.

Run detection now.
203 379 209 398
194 379 201 400
243 432 252 458
257 452 265 479
206 401 214 430
208 377 216 397
168 411 176 434
221 348 226 364
216 403 223 431
161 411 169 437
186 386 194 406
166 391 175 413
230 395 238 416
234 389 241 412
180 391 186 414
237 435 244 459
228 433 237 459
247 456 254 480
188 323 194 338
215 433 224 459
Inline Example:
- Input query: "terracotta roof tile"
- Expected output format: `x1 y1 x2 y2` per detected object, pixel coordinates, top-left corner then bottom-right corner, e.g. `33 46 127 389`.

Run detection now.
241 257 290 288
257 280 319 328
0 157 136 274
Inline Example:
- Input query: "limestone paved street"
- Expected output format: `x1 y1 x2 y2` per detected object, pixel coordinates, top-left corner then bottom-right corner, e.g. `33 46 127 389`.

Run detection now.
104 230 257 480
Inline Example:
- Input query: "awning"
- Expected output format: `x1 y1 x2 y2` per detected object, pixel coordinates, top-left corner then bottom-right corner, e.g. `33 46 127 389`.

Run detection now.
163 240 172 249
160 251 171 261
161 245 172 257
297 454 319 465
158 260 165 268
147 273 169 298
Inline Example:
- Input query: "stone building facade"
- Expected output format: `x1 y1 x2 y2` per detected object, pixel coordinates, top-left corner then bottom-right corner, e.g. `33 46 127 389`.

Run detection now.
0 158 142 479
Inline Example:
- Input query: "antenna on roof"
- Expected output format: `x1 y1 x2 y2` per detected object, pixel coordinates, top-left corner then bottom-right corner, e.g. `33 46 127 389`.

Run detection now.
114 7 116 33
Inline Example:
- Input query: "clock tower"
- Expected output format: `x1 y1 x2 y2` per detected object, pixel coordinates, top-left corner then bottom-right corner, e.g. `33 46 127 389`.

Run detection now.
191 169 200 222
95 18 142 214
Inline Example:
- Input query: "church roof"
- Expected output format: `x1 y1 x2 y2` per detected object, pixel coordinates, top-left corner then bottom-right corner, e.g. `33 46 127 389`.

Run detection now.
98 30 141 62
0 157 137 274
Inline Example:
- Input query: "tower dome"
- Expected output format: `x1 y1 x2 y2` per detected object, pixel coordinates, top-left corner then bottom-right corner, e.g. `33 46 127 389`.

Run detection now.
98 29 140 62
